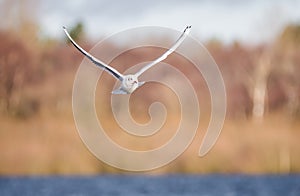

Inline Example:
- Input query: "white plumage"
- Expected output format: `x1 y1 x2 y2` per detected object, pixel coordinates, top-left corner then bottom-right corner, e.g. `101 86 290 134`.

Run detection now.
63 25 191 94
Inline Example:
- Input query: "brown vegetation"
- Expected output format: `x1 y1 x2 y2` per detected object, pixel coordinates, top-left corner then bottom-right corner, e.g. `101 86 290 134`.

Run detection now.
0 10 300 174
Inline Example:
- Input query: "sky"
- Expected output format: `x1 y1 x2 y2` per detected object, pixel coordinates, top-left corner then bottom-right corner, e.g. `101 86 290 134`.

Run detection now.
28 0 300 44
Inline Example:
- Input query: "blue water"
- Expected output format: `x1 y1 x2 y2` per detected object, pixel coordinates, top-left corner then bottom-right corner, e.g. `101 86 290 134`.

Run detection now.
0 175 299 196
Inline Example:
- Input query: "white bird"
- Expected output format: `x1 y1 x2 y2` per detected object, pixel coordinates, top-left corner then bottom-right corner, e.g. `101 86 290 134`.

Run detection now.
63 25 191 94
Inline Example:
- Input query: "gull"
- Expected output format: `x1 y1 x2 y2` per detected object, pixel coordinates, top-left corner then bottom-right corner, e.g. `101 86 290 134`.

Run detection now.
63 25 191 94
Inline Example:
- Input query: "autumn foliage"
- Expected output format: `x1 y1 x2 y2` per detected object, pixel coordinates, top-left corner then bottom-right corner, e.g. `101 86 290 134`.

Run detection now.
0 20 300 174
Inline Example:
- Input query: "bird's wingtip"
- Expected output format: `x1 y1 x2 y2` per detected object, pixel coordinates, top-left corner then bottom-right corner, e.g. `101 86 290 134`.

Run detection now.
184 25 192 33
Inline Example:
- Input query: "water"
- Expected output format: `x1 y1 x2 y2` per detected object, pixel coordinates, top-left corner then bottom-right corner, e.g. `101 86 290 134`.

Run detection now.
0 175 299 196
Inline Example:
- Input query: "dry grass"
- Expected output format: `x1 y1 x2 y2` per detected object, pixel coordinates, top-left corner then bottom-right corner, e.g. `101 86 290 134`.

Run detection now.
0 110 299 175
179 113 300 174
0 113 101 175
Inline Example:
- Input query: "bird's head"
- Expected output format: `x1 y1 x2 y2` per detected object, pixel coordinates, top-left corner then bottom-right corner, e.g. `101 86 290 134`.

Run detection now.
124 75 138 89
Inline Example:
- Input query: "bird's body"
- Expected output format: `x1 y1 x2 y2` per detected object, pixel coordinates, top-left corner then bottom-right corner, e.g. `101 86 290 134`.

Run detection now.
63 25 191 94
113 74 142 94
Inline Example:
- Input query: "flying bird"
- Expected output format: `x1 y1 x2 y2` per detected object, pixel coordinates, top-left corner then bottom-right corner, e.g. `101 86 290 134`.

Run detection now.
63 25 191 94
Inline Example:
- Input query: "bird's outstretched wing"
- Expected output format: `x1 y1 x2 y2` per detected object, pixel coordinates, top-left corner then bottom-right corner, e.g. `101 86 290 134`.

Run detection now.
63 26 124 81
134 25 191 77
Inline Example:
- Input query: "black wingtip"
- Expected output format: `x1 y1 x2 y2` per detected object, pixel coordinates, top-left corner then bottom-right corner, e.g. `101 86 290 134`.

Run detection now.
184 25 192 32
62 26 66 30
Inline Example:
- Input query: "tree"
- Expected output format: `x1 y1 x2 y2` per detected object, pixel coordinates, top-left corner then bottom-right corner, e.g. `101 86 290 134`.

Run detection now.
0 32 33 112
276 24 300 117
251 49 272 121
279 24 300 50
0 0 39 43
66 22 85 43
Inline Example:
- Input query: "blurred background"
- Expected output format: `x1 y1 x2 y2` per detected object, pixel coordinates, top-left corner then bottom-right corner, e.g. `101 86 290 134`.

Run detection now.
0 0 300 175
